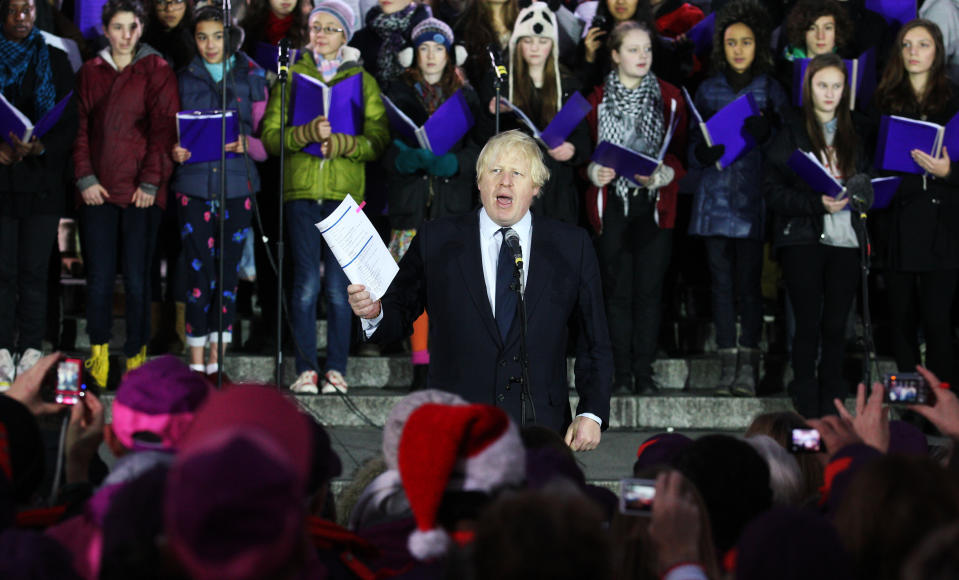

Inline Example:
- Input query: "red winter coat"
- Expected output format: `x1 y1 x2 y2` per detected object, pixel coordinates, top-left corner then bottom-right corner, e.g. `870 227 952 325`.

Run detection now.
584 78 688 233
73 46 179 209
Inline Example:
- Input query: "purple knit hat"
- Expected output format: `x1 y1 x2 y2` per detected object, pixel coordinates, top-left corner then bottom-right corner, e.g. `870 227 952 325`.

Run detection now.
888 420 929 456
165 430 305 580
111 355 210 452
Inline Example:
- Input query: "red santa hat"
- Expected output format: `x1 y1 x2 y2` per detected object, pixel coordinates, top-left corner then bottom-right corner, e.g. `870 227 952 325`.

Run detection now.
398 403 526 561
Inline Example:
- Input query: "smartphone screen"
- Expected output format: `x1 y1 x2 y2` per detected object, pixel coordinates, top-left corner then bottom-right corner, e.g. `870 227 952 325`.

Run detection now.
55 358 84 405
790 428 822 453
619 478 656 516
883 373 932 405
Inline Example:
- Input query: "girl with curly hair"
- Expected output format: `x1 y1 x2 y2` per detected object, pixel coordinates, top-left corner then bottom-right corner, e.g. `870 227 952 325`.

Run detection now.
687 0 788 397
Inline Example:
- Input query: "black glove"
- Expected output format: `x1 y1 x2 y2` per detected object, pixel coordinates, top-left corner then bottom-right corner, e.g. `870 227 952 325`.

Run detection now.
694 141 725 166
743 114 771 144
845 173 875 211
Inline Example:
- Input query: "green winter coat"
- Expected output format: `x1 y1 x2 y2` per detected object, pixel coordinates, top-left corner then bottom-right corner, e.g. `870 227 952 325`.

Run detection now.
261 46 388 202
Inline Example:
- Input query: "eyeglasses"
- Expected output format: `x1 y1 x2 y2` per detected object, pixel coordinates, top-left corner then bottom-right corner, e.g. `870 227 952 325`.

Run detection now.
157 0 185 9
310 25 344 35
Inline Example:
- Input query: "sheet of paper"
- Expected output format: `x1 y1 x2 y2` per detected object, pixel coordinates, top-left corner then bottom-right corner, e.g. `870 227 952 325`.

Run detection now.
316 195 398 302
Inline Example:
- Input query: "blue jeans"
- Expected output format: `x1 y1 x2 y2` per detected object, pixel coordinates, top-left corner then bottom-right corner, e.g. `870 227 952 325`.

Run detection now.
81 204 161 356
286 199 351 375
703 236 763 349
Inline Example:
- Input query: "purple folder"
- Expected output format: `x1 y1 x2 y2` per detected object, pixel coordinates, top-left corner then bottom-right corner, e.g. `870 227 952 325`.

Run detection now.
290 72 363 158
503 91 592 149
870 177 901 209
176 110 239 165
253 42 278 73
788 149 843 197
865 0 917 26
0 91 73 148
687 12 714 57
382 90 475 156
591 142 660 181
685 88 759 170
875 113 959 174
75 0 108 40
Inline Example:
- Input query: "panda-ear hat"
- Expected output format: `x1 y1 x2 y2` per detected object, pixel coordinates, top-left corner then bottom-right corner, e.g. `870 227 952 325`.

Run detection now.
508 2 562 103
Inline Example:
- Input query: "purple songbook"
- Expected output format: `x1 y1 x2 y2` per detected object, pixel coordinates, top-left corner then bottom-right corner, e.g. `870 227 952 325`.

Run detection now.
0 91 73 148
792 49 875 110
865 0 917 26
75 0 108 40
875 113 959 174
687 12 714 57
176 110 239 165
684 88 759 170
591 98 680 182
788 149 843 198
382 89 475 156
870 177 901 209
290 72 363 158
253 42 278 73
502 91 592 149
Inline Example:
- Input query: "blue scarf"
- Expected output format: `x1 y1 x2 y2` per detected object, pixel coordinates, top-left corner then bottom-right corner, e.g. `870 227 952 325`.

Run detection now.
203 55 236 84
0 28 56 118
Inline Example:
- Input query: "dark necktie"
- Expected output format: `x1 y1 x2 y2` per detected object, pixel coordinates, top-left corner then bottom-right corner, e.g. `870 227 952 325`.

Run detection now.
495 227 518 340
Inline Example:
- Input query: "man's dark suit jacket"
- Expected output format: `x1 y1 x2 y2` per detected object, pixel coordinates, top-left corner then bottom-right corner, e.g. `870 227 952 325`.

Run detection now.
371 210 613 433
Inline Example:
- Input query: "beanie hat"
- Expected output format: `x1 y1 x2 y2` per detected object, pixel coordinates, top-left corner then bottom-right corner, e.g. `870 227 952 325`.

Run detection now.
398 403 525 561
165 429 305 580
383 389 467 470
310 0 356 41
397 18 468 70
111 355 210 452
508 1 562 104
633 432 693 472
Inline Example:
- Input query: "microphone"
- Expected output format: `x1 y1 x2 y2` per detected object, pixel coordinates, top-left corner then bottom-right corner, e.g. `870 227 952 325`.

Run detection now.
846 174 874 214
277 38 292 79
487 44 507 84
504 228 523 268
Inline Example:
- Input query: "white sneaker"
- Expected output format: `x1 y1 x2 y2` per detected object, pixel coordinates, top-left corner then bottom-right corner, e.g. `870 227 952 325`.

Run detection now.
320 369 348 394
0 349 14 391
16 348 42 378
290 370 319 394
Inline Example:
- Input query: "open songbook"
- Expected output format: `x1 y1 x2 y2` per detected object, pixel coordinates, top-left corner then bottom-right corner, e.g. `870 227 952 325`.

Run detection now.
0 91 73 148
874 113 959 174
590 98 680 182
684 87 758 170
787 149 900 209
176 110 240 165
290 72 363 158
791 49 877 110
501 91 592 149
382 89 475 156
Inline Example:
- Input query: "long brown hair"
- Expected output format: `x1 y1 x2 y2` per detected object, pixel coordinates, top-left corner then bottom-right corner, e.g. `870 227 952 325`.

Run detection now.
802 53 858 178
875 19 952 117
402 46 465 109
510 40 559 128
456 0 519 83
239 0 308 50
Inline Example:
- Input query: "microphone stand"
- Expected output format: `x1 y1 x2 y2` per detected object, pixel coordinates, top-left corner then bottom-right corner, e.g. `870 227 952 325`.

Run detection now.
488 47 504 135
853 209 877 386
215 0 232 390
512 261 535 426
275 39 292 387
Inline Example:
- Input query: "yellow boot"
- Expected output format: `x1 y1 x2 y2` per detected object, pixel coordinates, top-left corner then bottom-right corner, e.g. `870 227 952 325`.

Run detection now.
126 345 147 372
85 344 109 388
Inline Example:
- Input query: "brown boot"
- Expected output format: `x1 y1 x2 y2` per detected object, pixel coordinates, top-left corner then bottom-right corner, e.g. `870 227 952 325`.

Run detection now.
174 302 186 353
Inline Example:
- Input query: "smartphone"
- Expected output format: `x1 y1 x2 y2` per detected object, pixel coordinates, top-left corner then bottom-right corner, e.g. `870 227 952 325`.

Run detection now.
790 428 822 453
883 373 932 405
55 358 85 405
619 478 656 516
